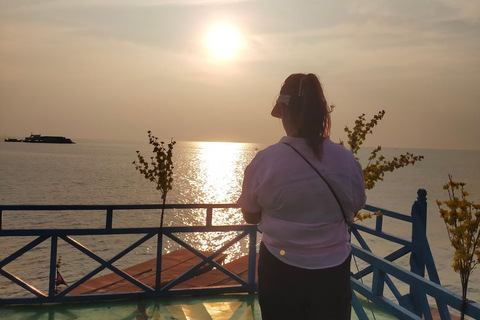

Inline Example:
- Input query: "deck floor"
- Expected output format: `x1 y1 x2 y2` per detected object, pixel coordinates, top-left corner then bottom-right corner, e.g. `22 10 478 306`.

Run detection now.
0 293 406 320
0 249 459 319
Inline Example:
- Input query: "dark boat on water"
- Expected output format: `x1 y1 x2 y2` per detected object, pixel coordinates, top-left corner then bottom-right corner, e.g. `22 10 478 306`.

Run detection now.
4 134 75 144
23 134 75 144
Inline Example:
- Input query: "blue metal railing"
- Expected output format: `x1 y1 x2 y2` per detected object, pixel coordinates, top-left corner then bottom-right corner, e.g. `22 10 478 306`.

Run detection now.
1 191 479 320
0 204 257 305
350 189 480 320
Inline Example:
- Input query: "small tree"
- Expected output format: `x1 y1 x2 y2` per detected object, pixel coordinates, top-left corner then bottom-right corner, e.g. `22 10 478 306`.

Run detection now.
339 110 424 221
133 131 176 228
436 175 480 320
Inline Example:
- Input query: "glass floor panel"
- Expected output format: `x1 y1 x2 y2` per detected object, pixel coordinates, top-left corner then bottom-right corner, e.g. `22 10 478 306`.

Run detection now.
0 293 400 320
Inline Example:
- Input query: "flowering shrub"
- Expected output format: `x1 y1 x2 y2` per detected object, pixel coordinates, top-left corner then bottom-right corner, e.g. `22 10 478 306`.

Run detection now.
355 210 383 222
340 111 424 222
437 175 480 319
340 110 424 190
133 131 175 227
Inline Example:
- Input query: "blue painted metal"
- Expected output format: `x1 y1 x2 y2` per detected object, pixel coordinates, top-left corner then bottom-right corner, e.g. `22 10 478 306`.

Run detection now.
155 229 163 293
48 235 57 301
160 230 251 291
1 192 480 320
350 189 479 320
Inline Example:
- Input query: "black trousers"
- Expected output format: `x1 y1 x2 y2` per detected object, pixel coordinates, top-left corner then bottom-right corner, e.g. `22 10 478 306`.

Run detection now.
258 242 352 320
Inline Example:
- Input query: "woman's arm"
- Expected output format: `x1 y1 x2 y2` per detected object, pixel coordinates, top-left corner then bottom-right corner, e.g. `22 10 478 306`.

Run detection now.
242 210 261 224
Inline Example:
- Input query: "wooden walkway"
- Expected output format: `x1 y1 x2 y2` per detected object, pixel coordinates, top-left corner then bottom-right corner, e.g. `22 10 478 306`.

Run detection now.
70 249 257 295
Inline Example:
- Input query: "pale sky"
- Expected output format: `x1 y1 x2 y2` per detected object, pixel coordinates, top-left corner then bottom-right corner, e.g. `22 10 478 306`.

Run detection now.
1 0 479 150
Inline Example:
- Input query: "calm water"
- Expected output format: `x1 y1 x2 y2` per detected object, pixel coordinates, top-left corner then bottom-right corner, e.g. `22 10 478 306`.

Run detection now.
0 139 479 302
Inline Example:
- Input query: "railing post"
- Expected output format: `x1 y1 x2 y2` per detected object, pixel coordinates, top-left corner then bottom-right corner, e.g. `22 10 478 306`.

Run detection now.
49 235 58 301
411 189 451 320
411 189 427 277
408 189 430 317
155 229 163 292
247 226 257 293
0 209 2 231
106 208 113 230
375 214 383 232
372 268 386 296
206 207 213 227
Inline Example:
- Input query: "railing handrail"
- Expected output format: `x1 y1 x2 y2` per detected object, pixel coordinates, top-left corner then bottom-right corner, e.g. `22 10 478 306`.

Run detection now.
0 203 240 230
0 202 411 232
0 203 239 211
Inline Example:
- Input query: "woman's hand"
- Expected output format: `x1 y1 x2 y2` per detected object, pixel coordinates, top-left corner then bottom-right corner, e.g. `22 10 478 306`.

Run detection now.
242 210 261 224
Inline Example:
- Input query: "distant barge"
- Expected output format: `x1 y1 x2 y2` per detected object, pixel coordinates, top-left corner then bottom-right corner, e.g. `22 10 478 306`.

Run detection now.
4 134 75 144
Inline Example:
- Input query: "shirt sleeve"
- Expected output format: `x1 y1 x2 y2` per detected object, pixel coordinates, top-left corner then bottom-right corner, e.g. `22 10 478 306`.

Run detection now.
237 159 263 213
353 160 367 213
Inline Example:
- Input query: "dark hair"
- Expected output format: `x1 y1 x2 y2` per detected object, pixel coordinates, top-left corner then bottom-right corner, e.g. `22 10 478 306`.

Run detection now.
280 73 332 160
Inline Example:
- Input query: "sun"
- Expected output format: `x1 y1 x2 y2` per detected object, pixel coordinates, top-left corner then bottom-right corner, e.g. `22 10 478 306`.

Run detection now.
205 24 243 60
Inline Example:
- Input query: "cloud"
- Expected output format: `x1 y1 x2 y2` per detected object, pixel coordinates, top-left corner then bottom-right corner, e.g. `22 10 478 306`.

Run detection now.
0 0 260 10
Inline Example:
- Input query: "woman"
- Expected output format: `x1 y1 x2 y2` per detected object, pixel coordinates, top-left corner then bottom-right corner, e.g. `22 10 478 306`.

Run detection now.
237 73 366 319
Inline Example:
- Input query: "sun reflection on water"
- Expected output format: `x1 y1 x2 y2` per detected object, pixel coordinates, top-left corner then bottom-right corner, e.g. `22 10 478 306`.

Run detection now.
171 141 260 263
196 142 244 202
175 141 256 209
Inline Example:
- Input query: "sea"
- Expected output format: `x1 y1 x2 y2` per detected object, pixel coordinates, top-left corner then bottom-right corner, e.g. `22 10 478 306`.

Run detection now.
0 139 479 304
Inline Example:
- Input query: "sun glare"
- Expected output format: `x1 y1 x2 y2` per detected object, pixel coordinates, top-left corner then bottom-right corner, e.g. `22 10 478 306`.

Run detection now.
206 24 243 60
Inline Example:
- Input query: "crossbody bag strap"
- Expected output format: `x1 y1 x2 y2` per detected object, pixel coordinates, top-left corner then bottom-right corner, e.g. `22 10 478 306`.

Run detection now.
283 142 348 224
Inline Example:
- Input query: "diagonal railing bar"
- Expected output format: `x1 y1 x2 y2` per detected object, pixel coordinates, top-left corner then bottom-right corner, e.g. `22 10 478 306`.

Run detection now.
58 255 154 297
0 235 50 269
384 273 404 301
164 231 249 287
353 246 411 279
0 268 46 298
62 233 156 295
350 227 371 251
53 238 114 296
351 227 412 282
351 244 480 319
351 227 376 258
352 224 412 247
0 235 50 298
65 232 156 268
351 289 369 320
363 205 414 222
163 232 226 271
383 246 411 263
57 233 156 296
165 230 248 270
352 278 422 320
161 231 250 291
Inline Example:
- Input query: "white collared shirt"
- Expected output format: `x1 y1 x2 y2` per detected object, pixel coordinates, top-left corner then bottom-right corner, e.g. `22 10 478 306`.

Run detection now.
237 136 366 269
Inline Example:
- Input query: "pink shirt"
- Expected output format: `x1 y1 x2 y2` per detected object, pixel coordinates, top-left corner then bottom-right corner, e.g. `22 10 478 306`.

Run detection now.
237 136 366 269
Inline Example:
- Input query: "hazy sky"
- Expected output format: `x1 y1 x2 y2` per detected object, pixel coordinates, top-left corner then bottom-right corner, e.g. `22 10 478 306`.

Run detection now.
1 0 479 150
